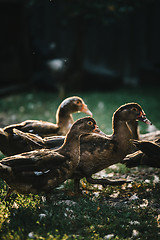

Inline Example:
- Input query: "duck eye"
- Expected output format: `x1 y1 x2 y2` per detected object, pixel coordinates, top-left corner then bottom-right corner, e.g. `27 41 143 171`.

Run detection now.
132 108 138 112
76 100 81 105
87 121 93 126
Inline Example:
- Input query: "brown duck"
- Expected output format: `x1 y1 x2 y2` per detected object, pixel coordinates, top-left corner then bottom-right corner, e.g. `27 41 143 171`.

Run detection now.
0 96 92 156
70 103 152 191
0 117 103 197
3 96 92 138
123 138 160 168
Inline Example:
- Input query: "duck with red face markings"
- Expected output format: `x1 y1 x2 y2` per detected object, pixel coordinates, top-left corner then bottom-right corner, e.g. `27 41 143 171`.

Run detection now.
127 107 160 141
71 103 152 192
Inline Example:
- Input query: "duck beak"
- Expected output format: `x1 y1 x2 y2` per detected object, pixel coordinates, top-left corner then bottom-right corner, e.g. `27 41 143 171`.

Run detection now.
81 104 93 116
93 125 106 136
137 112 152 125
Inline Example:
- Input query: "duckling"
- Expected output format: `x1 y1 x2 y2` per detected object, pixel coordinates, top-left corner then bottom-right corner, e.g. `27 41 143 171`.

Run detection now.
0 117 103 198
3 96 92 137
70 103 152 192
123 138 160 168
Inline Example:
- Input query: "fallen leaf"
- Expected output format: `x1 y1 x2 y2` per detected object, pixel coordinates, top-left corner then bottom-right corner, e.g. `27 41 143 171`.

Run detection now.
96 206 100 212
81 180 87 188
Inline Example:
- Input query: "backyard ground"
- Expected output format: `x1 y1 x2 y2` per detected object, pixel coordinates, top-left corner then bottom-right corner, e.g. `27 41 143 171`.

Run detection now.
0 86 160 240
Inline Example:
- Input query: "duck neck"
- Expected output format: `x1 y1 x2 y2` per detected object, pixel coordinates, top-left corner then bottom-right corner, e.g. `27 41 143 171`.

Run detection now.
127 120 139 140
56 107 74 130
112 115 132 152
59 129 81 160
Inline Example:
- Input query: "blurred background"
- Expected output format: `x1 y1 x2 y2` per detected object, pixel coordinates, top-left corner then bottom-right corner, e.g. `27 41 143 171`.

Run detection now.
0 0 160 96
0 0 159 134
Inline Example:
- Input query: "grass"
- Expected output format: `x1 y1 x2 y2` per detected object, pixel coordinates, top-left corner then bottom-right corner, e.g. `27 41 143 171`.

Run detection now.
0 86 160 239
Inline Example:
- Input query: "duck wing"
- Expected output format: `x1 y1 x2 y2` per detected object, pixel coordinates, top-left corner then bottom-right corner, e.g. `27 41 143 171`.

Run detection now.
132 139 160 157
155 138 160 145
13 128 44 148
1 149 66 174
0 128 45 156
44 136 65 149
4 120 59 137
80 133 115 154
0 127 43 156
123 150 144 168
73 133 115 177
1 128 64 156
13 129 65 150
0 149 69 194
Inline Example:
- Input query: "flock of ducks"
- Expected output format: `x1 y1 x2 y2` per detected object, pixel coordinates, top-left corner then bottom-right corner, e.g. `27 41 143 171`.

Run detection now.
0 96 159 201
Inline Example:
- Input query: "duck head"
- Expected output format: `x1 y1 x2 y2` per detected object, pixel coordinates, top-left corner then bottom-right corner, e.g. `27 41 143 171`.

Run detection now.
59 96 92 116
114 103 152 125
69 117 105 137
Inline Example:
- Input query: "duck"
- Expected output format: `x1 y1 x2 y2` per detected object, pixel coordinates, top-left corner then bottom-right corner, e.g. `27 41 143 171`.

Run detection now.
70 103 152 192
123 138 160 168
0 96 92 156
3 96 92 138
0 117 103 198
